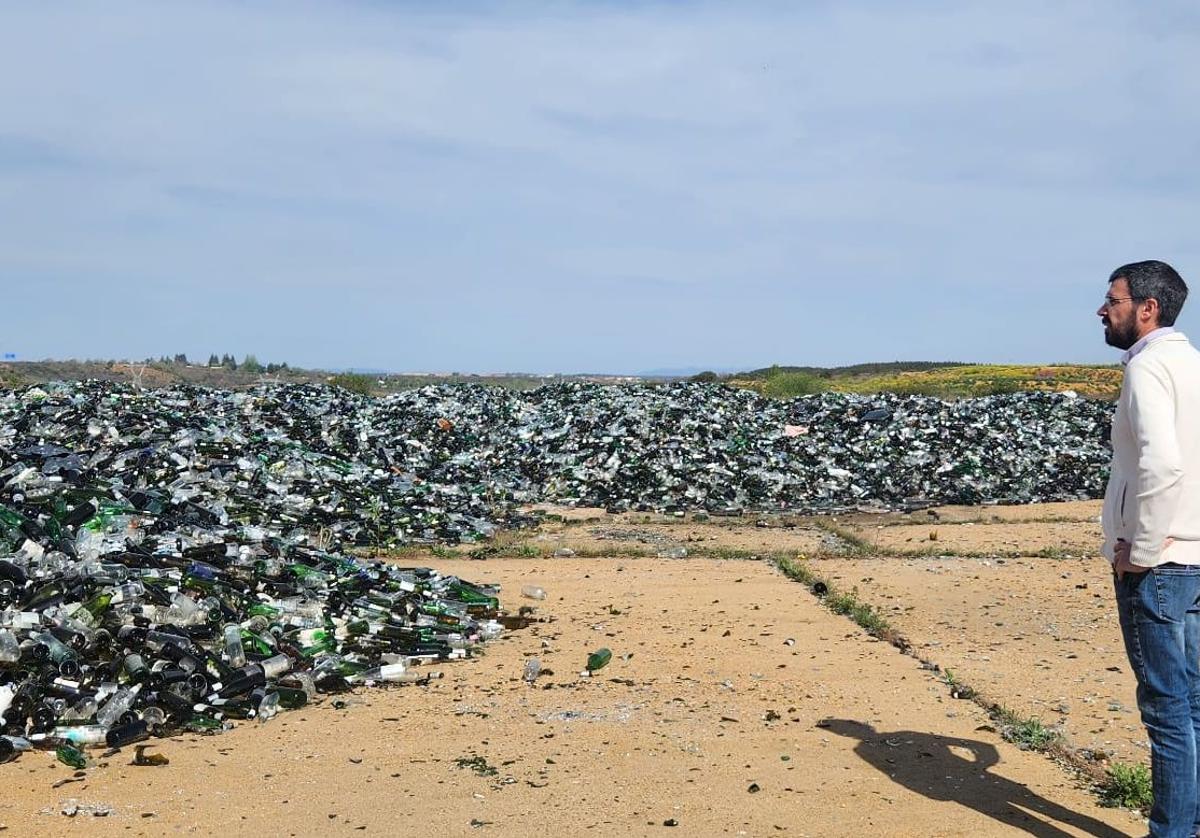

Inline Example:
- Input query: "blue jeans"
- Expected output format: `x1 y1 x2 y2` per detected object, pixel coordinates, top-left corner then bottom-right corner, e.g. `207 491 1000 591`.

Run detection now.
1115 563 1200 838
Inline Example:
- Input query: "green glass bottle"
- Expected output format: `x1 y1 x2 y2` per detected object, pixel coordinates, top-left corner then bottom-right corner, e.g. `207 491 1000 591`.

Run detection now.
181 573 217 594
43 516 64 542
0 505 28 548
275 686 309 709
240 630 275 656
345 619 370 637
586 648 612 673
80 590 113 618
56 743 90 770
82 500 133 532
22 582 63 610
445 582 499 611
293 628 335 657
183 713 224 732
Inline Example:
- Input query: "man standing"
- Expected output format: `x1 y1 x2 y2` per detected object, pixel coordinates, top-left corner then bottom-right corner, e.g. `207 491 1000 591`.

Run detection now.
1100 260 1200 837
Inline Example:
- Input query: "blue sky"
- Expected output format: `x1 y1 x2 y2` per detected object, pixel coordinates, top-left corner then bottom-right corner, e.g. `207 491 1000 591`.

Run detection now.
2 1 1198 374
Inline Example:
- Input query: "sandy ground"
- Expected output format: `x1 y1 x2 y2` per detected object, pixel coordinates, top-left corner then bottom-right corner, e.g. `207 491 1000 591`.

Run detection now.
848 521 1101 556
0 501 1148 837
814 556 1139 762
525 519 831 557
813 500 1145 767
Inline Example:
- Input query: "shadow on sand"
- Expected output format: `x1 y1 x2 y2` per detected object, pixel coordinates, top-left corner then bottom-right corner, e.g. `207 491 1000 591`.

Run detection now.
822 719 1129 838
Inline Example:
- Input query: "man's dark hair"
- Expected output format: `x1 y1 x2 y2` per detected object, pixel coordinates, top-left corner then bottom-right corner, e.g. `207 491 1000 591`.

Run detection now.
1109 260 1189 327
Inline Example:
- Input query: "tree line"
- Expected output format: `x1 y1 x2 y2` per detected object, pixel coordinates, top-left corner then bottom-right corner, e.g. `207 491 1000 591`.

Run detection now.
144 354 291 374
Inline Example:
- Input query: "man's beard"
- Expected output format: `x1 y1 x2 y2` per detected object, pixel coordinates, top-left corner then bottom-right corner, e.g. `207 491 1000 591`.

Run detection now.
1104 318 1139 350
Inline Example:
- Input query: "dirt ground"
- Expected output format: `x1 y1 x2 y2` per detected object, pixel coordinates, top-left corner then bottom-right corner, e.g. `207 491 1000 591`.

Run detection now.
0 502 1147 837
813 500 1143 761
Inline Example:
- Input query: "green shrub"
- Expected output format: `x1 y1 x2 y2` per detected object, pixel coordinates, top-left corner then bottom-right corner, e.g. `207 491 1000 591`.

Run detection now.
1100 762 1152 810
993 706 1062 750
330 373 375 396
761 371 824 398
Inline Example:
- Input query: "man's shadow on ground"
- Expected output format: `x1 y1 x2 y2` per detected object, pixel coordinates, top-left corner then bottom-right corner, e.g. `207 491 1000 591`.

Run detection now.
822 719 1128 838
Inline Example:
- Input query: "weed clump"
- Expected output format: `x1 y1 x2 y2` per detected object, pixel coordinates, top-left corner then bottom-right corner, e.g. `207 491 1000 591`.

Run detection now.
943 668 976 700
993 706 1063 751
1100 762 1152 810
759 370 825 398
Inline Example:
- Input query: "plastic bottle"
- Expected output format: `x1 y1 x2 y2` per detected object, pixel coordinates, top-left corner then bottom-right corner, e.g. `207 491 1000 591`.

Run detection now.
96 683 140 728
110 581 145 604
0 610 39 630
520 585 547 601
0 684 14 721
50 724 107 746
61 695 98 722
0 628 19 662
223 624 246 667
261 654 291 679
257 691 280 723
165 593 206 625
354 663 408 684
392 670 442 685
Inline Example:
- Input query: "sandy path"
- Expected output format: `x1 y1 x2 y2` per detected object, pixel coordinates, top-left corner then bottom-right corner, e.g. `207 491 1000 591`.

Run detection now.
0 557 1137 837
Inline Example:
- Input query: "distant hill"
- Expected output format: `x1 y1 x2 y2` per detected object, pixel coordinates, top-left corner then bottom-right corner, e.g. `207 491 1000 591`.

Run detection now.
0 358 1125 400
725 362 1123 400
737 361 969 380
637 365 748 378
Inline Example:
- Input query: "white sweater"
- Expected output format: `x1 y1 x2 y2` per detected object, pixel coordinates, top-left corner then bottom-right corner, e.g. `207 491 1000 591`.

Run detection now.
1102 331 1200 567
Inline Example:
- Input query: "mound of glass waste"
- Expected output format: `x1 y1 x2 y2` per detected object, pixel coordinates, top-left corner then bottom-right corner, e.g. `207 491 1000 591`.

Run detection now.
0 380 1112 760
0 538 503 761
1 381 1113 534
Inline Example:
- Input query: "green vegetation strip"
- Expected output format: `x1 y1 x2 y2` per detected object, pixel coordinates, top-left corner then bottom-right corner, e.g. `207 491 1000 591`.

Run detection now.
725 362 1123 401
774 555 903 647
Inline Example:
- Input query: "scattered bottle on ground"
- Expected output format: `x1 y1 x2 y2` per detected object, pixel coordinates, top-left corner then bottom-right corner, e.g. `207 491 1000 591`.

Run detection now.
585 647 612 675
